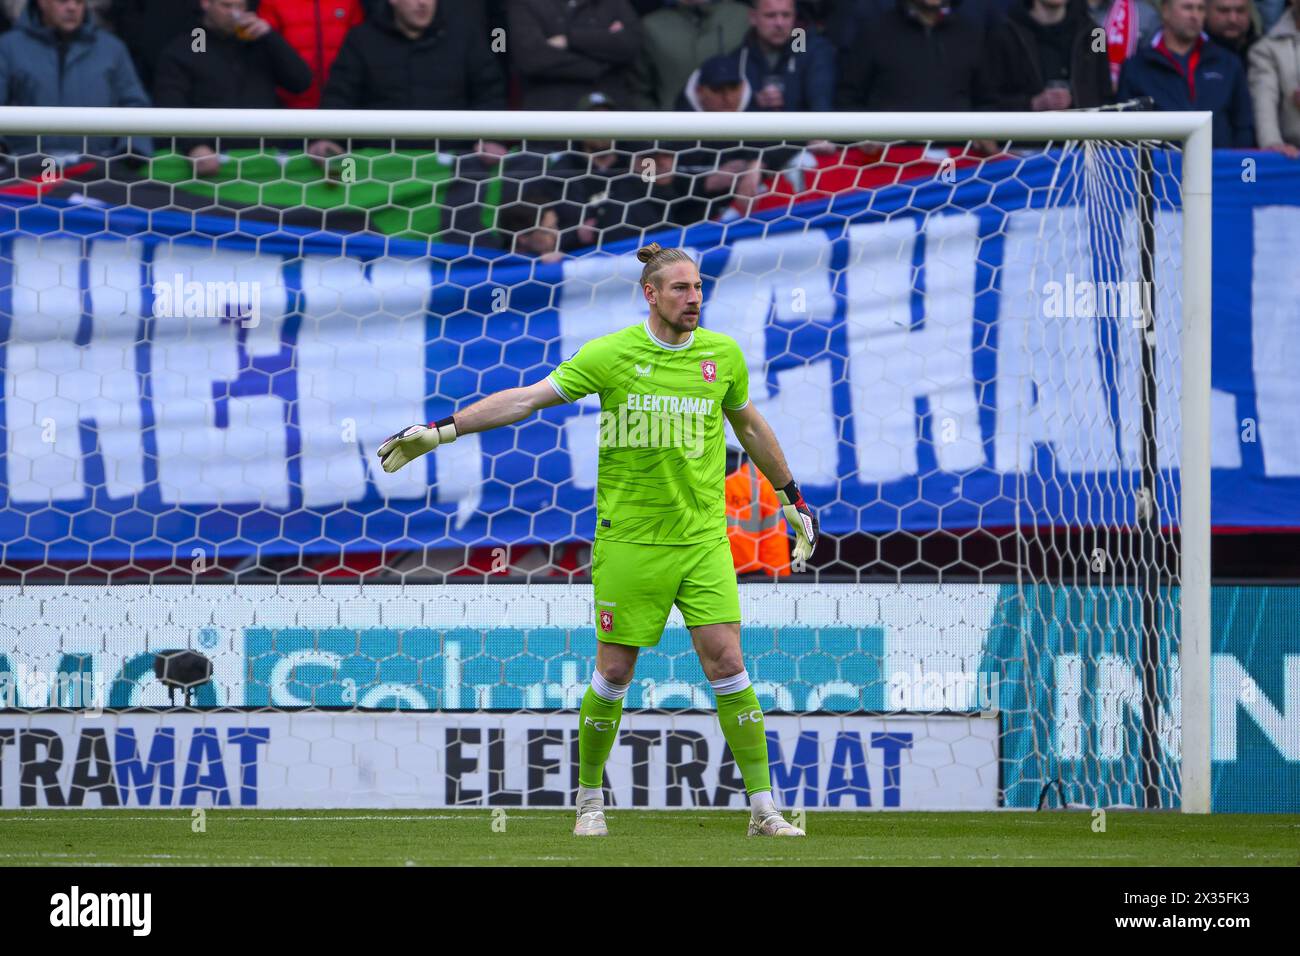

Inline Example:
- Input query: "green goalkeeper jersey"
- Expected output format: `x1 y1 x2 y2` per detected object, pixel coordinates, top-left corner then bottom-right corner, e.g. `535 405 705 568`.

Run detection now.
547 319 750 545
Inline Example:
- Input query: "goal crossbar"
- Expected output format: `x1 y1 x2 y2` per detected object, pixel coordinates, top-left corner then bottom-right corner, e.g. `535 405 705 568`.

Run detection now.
0 105 1214 143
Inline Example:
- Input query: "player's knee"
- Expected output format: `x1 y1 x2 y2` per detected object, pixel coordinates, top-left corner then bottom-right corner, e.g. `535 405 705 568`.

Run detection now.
710 651 745 682
597 661 635 685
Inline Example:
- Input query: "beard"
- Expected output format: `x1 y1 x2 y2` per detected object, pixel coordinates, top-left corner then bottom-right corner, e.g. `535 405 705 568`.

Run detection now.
653 303 699 334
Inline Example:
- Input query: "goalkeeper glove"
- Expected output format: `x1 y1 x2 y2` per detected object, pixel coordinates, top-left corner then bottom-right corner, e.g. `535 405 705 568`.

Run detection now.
377 416 458 474
775 480 818 565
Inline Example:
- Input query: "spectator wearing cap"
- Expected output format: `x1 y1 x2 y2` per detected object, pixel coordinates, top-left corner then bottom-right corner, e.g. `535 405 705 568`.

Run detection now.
730 0 837 112
154 0 313 176
0 0 151 159
675 56 791 223
675 50 755 109
257 0 366 109
1248 0 1300 156
836 0 990 110
1204 0 1257 68
982 0 1113 110
630 0 751 109
1117 0 1254 147
507 0 642 110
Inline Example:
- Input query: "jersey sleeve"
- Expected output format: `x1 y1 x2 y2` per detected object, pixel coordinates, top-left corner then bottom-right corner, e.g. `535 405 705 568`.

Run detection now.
723 340 750 411
548 341 607 402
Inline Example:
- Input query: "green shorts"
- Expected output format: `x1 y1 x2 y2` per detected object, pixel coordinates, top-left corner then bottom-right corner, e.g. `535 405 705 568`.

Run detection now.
590 536 741 647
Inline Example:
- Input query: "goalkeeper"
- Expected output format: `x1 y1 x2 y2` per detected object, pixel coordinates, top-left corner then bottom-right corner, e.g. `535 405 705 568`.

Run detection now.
378 242 818 837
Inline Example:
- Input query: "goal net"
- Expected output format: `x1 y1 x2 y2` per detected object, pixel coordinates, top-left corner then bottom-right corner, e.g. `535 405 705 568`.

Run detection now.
0 108 1210 813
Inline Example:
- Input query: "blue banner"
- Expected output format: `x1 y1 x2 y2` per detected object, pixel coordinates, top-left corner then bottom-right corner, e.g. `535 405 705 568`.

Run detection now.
2 150 1299 560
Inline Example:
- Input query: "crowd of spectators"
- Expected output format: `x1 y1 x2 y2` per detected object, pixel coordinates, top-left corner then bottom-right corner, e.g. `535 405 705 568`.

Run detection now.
2 0 1299 254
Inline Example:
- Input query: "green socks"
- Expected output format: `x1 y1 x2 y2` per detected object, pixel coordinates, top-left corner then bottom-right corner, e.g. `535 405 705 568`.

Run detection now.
711 671 772 798
577 672 628 790
576 669 773 802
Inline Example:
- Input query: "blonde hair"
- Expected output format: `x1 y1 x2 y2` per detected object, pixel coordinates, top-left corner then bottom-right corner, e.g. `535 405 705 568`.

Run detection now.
636 242 697 290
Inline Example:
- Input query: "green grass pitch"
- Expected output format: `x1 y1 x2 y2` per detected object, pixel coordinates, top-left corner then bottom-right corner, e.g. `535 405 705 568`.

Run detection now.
1 810 1296 866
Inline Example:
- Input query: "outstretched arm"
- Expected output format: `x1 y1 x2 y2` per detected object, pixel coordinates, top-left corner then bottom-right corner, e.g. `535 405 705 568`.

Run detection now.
724 401 792 489
378 378 565 473
725 402 819 564
450 378 567 434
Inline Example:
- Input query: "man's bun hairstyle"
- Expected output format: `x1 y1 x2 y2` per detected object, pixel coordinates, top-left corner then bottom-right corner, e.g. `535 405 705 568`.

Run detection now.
637 242 696 289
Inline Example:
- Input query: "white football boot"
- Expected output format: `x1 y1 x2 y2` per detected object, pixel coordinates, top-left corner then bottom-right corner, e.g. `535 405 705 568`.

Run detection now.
747 808 805 837
573 799 609 837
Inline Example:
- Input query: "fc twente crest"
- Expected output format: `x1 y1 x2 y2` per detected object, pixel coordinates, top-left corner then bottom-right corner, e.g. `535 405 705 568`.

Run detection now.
701 360 717 383
599 609 614 633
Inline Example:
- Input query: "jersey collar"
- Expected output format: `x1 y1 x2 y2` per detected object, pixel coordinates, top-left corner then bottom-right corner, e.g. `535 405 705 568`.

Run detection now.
643 318 694 351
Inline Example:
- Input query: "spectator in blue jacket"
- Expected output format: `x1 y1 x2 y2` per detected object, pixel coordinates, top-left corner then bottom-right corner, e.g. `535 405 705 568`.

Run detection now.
1117 0 1255 146
0 0 151 160
733 0 837 111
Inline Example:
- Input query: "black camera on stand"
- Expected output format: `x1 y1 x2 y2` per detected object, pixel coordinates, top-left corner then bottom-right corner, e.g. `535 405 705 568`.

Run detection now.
153 650 214 707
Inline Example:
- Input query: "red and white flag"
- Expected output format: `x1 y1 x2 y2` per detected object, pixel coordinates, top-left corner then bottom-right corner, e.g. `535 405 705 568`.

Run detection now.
1104 0 1140 91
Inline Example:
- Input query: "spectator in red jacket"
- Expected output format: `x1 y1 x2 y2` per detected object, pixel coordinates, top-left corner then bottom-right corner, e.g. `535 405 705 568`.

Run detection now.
258 0 365 109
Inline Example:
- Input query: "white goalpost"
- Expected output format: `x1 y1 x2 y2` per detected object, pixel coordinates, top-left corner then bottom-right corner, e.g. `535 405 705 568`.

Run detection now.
0 107 1211 813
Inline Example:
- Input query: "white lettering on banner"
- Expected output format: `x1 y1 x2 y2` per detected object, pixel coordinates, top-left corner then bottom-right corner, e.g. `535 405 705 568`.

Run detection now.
269 650 344 707
297 257 429 505
2 213 1295 512
706 233 839 484
1250 206 1300 476
1054 653 1180 760
1211 655 1300 761
563 407 601 492
1055 652 1300 764
995 208 1120 473
524 660 584 709
151 247 291 506
6 238 146 502
1056 654 1084 759
434 432 484 530
1211 389 1242 469
845 215 984 482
